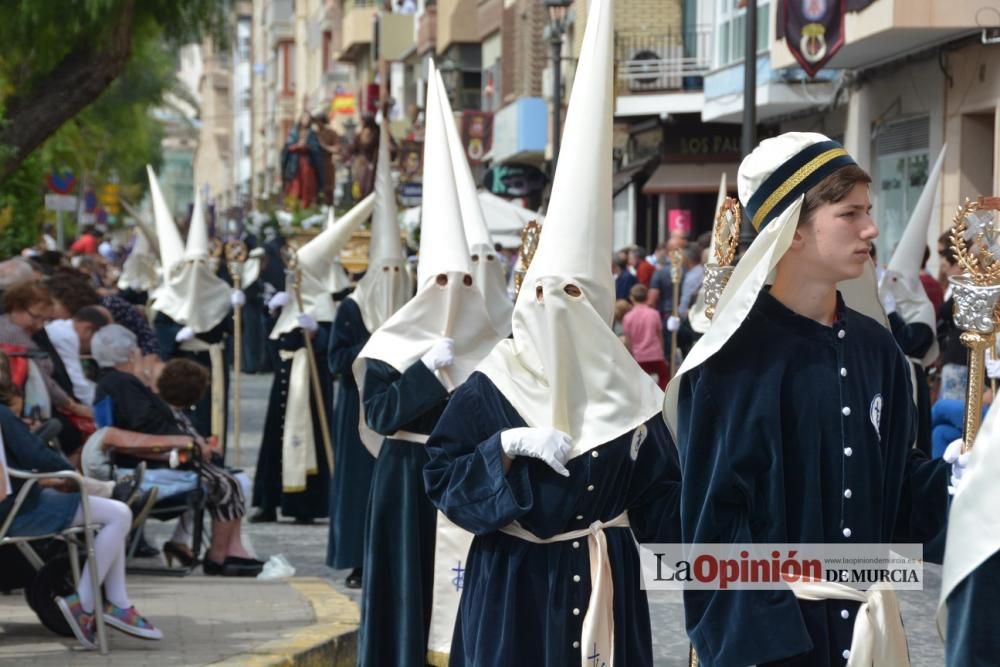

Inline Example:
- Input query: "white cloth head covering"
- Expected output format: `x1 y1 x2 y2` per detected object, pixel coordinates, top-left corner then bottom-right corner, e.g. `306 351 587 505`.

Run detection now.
146 165 184 274
476 0 662 460
434 72 513 336
663 132 887 437
151 186 232 333
348 120 413 333
689 172 729 334
880 146 945 366
91 324 138 368
271 195 374 338
354 59 505 456
117 229 159 292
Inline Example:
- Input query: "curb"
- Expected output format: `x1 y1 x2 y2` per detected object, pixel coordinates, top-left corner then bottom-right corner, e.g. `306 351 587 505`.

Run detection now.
211 577 359 666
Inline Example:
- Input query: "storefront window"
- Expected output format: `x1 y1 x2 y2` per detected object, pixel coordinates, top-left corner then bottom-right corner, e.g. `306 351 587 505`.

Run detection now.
874 116 930 262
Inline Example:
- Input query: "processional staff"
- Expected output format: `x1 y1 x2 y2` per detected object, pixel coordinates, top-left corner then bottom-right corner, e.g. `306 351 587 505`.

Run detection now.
225 239 248 466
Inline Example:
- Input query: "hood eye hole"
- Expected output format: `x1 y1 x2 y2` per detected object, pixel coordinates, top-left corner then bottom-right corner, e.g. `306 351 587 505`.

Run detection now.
394 266 400 273
436 273 448 286
462 274 473 286
382 266 389 273
535 285 544 303
471 254 480 262
487 254 496 261
563 284 582 297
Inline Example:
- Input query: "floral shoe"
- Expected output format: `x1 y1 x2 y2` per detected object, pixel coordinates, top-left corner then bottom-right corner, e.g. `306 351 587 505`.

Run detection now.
55 593 97 649
102 601 163 640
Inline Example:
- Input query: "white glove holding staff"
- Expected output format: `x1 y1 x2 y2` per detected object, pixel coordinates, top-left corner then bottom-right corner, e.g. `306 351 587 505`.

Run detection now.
943 438 971 495
500 427 572 477
267 291 290 313
175 326 195 343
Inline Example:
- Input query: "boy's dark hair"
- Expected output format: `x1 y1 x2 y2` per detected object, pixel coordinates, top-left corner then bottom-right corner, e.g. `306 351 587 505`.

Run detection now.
798 164 872 227
939 231 959 267
157 358 210 408
629 283 649 303
73 305 111 329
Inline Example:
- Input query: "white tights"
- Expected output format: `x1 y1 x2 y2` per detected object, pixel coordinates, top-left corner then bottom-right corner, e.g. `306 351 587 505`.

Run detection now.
70 496 132 612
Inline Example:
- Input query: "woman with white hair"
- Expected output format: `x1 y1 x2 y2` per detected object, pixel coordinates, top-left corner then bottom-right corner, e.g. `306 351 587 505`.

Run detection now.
91 325 263 576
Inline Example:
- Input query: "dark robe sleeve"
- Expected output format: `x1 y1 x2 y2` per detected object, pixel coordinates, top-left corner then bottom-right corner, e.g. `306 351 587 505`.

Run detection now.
678 367 813 666
887 314 935 360
424 378 534 535
361 358 448 436
328 300 369 377
626 417 683 544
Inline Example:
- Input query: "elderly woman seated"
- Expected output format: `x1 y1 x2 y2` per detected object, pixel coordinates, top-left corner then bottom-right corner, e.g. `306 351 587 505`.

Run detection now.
88 324 263 577
0 350 162 649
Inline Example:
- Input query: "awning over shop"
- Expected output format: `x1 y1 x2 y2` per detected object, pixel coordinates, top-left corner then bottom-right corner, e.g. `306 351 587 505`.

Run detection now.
641 162 738 195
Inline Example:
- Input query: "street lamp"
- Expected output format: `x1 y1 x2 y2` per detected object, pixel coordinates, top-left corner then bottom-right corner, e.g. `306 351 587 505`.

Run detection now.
544 0 571 172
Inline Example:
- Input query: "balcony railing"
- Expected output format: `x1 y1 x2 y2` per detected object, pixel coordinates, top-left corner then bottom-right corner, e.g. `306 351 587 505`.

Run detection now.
616 28 713 93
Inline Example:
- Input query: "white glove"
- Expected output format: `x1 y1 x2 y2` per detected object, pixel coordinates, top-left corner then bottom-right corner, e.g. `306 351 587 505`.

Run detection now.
500 427 572 477
421 338 455 371
943 438 971 495
881 289 897 315
297 313 318 333
267 291 290 313
666 316 681 332
175 326 195 343
230 289 246 307
986 348 1000 379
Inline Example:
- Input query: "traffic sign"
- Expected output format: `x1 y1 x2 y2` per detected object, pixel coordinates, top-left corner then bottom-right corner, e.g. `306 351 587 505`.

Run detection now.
44 194 78 212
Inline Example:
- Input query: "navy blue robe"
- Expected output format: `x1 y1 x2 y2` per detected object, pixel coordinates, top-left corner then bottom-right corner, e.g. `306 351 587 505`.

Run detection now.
424 372 682 666
887 312 935 457
153 311 231 440
325 298 375 569
677 289 950 667
946 550 1000 666
358 357 448 667
251 326 332 520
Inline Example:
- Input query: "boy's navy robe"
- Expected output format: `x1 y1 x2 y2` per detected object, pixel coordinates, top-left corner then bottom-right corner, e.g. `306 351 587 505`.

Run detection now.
677 290 950 667
358 357 447 667
251 326 331 521
423 372 682 666
325 298 375 569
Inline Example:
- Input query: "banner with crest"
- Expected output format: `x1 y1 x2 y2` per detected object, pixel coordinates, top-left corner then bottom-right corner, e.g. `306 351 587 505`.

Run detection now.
780 0 846 77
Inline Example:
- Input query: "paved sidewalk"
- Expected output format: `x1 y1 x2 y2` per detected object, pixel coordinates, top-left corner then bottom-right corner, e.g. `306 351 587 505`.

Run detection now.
0 576 357 666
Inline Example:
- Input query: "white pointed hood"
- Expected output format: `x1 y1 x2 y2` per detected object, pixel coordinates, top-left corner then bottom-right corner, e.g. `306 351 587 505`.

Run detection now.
664 132 887 438
688 172 729 334
354 60 504 456
434 71 513 336
880 147 945 366
476 0 663 460
271 195 374 339
151 185 232 333
348 119 413 333
147 165 184 274
117 229 159 292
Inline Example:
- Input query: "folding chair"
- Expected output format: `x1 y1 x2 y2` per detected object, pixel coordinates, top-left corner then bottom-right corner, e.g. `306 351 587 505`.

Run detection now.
91 397 209 577
0 468 110 654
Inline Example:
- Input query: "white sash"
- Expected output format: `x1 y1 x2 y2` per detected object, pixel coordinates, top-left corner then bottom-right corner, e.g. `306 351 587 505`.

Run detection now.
427 512 475 666
787 579 910 667
280 348 317 491
499 511 630 666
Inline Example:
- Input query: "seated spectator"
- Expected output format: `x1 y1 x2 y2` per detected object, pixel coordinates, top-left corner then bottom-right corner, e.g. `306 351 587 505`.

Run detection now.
622 284 670 389
44 305 112 406
45 270 161 385
0 281 91 458
0 351 161 649
91 326 263 576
